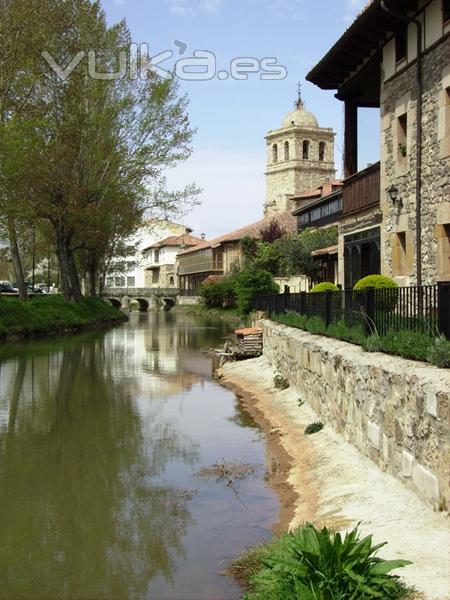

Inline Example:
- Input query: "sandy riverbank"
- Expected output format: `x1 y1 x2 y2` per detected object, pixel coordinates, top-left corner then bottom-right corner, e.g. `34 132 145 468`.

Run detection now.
218 356 450 600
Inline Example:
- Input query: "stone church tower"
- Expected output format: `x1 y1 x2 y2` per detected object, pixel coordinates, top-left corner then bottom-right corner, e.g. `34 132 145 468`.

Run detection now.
264 94 336 217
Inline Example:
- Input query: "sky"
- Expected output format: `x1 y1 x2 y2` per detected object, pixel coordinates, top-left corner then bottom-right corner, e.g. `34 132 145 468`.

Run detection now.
101 0 380 238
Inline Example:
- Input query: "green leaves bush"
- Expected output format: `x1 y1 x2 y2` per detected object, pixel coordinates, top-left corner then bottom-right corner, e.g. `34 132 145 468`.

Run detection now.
244 523 411 600
353 275 399 312
427 335 450 368
310 282 339 293
200 269 279 314
273 312 449 367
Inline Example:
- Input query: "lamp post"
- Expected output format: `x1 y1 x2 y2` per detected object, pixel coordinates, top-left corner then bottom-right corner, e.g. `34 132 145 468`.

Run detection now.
387 184 401 208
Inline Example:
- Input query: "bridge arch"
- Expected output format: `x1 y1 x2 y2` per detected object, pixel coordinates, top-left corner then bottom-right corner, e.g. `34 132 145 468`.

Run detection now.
162 297 176 311
134 298 149 312
108 298 122 309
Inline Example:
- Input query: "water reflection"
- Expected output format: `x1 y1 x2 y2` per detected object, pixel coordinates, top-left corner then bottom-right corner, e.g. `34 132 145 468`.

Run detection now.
0 312 277 600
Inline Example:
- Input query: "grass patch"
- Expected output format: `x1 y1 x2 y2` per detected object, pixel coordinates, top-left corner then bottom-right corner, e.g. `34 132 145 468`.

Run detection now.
0 295 125 340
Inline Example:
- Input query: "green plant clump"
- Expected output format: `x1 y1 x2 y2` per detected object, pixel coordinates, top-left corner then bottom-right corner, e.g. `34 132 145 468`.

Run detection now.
305 421 324 435
243 523 412 600
427 335 450 368
310 281 339 293
0 296 124 339
353 274 399 312
274 373 289 390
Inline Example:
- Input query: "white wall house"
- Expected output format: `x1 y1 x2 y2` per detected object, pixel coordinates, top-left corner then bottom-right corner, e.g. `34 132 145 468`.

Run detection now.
142 234 204 288
106 220 194 289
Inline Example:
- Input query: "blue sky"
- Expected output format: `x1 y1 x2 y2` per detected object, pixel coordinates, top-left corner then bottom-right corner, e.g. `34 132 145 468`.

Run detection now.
102 0 380 237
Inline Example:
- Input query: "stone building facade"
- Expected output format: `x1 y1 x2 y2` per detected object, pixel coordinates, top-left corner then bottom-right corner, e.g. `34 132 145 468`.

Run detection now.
264 98 336 217
381 19 450 285
307 0 450 287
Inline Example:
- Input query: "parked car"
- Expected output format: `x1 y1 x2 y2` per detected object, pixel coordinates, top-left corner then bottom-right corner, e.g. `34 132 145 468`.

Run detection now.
0 281 16 293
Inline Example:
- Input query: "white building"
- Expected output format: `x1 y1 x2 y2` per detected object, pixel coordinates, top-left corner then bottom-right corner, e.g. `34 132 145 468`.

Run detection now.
106 220 194 289
142 233 204 288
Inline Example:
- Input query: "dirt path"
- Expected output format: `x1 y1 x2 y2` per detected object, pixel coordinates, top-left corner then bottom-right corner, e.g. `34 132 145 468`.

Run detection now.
218 356 450 600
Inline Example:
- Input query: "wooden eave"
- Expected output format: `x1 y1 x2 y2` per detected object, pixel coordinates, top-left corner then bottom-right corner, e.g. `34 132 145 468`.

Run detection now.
306 0 417 93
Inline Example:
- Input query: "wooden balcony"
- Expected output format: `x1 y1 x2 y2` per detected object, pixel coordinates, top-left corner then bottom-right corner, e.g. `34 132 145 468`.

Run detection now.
342 161 380 216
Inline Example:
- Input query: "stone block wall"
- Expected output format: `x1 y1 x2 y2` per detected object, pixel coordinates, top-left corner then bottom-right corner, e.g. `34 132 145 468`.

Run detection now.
380 36 450 285
261 320 450 510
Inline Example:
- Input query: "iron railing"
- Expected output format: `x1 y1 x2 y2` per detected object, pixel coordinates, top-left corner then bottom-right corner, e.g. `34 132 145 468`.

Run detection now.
254 282 450 339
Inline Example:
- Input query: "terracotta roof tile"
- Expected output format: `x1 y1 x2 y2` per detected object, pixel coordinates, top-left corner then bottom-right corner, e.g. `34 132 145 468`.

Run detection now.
143 234 203 252
179 211 297 256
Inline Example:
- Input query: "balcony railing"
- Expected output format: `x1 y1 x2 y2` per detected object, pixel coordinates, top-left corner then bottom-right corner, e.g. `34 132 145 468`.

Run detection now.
342 161 380 216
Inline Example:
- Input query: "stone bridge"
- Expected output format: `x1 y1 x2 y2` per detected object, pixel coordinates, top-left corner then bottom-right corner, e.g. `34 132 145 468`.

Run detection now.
103 287 181 312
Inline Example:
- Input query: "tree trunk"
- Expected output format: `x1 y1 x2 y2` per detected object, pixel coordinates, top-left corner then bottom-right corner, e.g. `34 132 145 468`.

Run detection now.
86 254 97 297
7 216 27 299
55 225 82 301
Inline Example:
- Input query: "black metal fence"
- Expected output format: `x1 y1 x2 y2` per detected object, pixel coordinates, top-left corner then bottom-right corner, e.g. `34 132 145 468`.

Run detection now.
253 282 450 339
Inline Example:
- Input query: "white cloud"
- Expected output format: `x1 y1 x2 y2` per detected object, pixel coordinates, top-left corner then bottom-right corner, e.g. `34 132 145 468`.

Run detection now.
168 0 222 17
164 149 265 239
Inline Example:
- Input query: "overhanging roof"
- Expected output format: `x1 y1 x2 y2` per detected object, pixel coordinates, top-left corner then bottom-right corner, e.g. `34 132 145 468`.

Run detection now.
292 189 342 216
306 0 416 97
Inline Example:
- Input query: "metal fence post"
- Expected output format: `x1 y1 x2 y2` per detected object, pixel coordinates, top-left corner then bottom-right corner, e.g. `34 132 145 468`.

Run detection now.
324 291 332 328
365 287 376 336
438 281 450 339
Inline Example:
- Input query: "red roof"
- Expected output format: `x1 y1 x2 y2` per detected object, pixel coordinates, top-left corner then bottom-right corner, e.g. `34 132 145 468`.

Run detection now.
142 234 203 252
178 211 297 256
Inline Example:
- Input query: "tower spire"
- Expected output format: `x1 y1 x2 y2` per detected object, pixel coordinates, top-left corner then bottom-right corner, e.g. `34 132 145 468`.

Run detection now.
296 82 304 109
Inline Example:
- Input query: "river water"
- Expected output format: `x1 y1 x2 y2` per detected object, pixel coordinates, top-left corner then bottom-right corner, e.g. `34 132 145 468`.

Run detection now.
0 311 279 600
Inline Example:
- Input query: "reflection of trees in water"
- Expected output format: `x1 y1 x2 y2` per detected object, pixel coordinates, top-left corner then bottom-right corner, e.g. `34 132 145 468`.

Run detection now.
0 338 199 600
228 397 262 432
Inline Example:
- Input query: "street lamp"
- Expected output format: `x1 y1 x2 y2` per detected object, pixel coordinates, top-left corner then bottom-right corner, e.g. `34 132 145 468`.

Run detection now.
387 184 401 207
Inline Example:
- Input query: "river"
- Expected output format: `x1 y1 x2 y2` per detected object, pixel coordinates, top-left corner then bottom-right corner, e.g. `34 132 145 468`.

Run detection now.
0 311 279 600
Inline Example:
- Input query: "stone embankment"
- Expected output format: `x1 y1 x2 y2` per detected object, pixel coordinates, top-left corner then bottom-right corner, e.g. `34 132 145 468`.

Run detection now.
262 320 450 510
218 320 450 600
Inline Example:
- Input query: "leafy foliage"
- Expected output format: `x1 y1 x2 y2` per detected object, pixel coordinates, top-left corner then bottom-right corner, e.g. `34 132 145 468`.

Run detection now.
233 269 279 315
427 335 450 368
259 219 286 244
200 279 235 309
200 269 278 314
273 373 289 390
273 312 449 367
311 282 339 293
376 330 433 362
244 524 411 600
304 422 324 434
254 241 283 275
240 236 257 260
354 275 399 312
273 228 338 279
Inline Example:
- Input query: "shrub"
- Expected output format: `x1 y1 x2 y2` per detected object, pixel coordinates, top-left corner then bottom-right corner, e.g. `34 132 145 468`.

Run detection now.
364 333 384 353
326 319 365 345
354 274 399 312
305 316 327 335
379 329 432 362
200 278 236 309
233 269 279 315
274 311 309 330
274 373 289 390
427 335 450 368
305 422 324 434
245 523 411 600
310 281 339 293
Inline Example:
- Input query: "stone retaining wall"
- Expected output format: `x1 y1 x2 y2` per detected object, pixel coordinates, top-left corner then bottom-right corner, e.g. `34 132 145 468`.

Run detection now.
261 320 450 510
